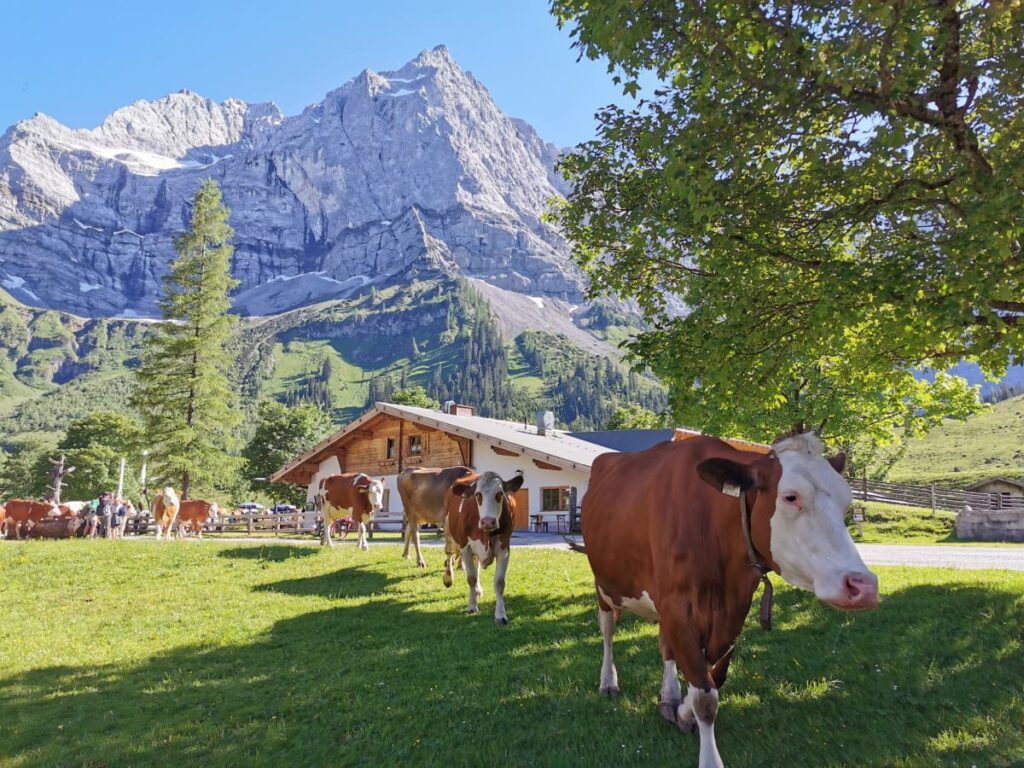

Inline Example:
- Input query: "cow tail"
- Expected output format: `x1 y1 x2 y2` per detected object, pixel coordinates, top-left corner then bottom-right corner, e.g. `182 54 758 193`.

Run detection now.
564 536 587 555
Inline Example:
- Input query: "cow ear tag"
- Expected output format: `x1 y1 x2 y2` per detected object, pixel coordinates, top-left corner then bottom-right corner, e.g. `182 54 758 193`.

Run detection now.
721 482 741 497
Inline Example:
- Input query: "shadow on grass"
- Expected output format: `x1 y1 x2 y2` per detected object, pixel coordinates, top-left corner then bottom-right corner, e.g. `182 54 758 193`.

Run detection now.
1 580 1021 767
218 545 321 562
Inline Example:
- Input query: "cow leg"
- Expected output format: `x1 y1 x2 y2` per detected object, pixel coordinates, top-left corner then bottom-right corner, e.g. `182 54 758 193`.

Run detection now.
662 613 724 768
492 543 510 625
323 517 334 547
443 552 454 588
658 657 684 724
357 517 369 550
413 526 427 568
598 605 620 695
463 547 481 614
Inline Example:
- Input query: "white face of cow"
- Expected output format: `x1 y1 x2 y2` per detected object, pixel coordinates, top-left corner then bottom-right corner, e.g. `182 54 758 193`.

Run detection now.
454 471 525 532
365 478 384 512
767 435 878 610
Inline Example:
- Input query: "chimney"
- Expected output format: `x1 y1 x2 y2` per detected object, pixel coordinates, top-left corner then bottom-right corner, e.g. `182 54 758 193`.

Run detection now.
444 401 474 417
536 410 555 436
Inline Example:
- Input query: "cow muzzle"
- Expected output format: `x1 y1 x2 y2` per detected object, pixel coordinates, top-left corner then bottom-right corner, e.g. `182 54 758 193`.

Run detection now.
826 572 879 611
479 516 498 532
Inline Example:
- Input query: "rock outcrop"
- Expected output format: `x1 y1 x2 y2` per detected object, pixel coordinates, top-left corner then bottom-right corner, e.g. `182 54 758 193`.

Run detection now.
0 46 582 317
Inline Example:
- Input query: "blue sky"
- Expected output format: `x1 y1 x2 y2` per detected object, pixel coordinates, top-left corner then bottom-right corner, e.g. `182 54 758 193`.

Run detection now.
2 0 636 147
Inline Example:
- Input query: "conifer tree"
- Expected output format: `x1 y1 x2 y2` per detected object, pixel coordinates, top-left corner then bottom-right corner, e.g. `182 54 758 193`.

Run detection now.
133 180 241 498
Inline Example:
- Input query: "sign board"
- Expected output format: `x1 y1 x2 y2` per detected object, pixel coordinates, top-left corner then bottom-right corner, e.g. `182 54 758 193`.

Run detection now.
851 506 866 523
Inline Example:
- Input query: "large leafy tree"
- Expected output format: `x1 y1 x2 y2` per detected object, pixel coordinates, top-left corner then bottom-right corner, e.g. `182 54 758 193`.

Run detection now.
242 401 332 507
550 1 1019 449
57 412 146 501
132 180 241 498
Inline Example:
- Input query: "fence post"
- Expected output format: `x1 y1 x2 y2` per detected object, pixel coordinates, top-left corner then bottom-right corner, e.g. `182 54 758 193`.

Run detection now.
930 484 936 516
247 516 253 536
861 473 868 503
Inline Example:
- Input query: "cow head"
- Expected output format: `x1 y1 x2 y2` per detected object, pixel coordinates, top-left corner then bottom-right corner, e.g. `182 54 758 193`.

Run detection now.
355 475 385 513
698 433 878 611
452 471 524 532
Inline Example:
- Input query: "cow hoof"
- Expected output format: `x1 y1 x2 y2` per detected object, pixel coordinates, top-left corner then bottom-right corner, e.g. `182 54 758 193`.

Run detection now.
599 684 620 697
675 712 697 734
417 561 426 569
659 700 680 723
443 575 453 588
467 607 479 615
495 616 509 626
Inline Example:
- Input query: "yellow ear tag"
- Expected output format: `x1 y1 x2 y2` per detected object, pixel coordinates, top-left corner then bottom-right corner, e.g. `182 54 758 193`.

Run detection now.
722 483 741 497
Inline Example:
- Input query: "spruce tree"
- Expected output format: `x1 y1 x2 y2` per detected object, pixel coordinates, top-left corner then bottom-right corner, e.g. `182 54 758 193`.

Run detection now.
133 179 241 498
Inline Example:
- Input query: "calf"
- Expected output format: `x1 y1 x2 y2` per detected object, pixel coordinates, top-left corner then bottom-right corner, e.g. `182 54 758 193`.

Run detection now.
397 465 474 568
152 487 180 540
316 473 384 548
581 433 878 768
444 471 524 625
176 500 219 539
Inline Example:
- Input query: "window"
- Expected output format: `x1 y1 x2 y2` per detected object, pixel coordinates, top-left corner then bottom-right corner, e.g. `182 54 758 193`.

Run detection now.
386 438 396 459
542 487 569 512
408 435 422 456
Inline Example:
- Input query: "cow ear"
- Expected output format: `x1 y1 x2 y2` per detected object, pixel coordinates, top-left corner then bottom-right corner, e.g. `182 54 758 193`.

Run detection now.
503 474 525 493
827 452 847 474
451 480 476 498
697 458 759 495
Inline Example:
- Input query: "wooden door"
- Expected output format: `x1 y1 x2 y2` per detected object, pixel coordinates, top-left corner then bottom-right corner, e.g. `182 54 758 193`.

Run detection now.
512 489 530 530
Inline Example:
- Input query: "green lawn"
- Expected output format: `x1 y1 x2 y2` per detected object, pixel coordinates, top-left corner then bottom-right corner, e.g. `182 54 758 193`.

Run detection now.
1 542 1022 768
889 395 1024 487
851 501 958 544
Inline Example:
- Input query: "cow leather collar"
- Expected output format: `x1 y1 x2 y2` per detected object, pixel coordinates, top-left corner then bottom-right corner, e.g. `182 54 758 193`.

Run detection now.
726 485 774 631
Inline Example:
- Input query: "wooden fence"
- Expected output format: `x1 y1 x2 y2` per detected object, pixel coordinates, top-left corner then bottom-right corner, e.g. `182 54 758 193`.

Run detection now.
847 478 1024 513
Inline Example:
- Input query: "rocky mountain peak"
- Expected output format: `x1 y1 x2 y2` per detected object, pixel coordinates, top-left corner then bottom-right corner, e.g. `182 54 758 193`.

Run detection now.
0 48 583 319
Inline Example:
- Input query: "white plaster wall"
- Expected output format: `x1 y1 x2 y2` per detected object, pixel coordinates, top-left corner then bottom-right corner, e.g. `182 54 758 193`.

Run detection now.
470 440 589 525
304 456 342 504
303 442 591 531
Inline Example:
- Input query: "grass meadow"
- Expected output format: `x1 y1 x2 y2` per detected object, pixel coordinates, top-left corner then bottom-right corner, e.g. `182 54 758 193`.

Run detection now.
1 541 1022 767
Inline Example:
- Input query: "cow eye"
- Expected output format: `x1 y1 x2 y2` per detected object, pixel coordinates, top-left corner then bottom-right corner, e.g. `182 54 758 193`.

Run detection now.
495 492 502 502
475 493 483 503
783 493 798 504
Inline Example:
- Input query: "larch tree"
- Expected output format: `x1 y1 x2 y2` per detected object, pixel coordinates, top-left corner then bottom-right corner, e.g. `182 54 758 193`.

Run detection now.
133 179 241 498
548 1 1020 455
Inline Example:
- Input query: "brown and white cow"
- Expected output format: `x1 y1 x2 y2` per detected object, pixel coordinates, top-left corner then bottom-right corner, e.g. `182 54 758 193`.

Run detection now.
581 433 878 768
397 465 474 568
2 499 62 539
444 471 524 625
176 500 220 539
316 473 384 548
151 487 180 540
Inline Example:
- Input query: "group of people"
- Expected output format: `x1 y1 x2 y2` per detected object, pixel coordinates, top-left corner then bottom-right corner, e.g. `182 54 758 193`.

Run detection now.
77 492 141 538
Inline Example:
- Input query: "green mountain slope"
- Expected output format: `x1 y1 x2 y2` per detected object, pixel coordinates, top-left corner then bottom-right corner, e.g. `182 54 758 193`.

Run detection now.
0 278 665 452
888 395 1024 487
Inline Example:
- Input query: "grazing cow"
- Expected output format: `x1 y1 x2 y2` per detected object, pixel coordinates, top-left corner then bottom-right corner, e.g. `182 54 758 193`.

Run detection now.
580 433 878 768
397 466 474 568
444 471 524 625
0 503 6 538
176 500 219 539
2 499 62 539
152 488 180 539
316 473 384 548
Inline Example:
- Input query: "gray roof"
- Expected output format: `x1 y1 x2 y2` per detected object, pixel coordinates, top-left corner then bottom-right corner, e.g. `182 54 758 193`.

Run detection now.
271 402 614 482
378 403 613 473
569 429 676 453
966 477 1024 491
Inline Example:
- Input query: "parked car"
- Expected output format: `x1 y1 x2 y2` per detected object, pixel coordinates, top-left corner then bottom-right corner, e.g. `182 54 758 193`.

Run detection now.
270 504 297 515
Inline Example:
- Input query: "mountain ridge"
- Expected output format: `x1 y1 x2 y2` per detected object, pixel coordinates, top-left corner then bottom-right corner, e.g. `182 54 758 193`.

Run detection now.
0 46 582 319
